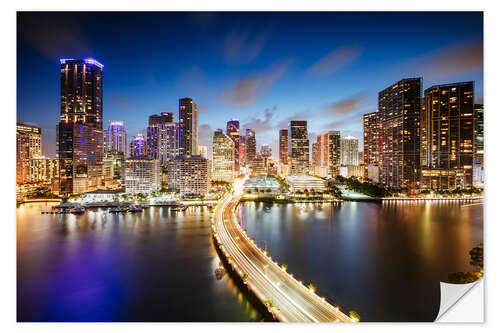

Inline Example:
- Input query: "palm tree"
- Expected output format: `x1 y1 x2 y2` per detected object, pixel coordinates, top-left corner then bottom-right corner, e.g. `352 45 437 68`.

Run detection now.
242 274 249 284
307 283 317 292
281 264 288 271
349 311 361 322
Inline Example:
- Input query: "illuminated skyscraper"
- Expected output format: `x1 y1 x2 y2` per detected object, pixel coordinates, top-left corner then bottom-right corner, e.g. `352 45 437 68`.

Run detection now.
420 82 474 189
378 78 421 189
130 134 147 157
288 121 309 175
340 136 359 166
363 111 380 178
239 136 246 167
16 123 42 158
179 98 198 156
260 144 272 159
315 131 341 178
170 155 210 197
244 129 256 165
124 157 161 194
149 112 174 126
212 129 234 182
226 119 240 172
17 123 42 185
105 121 127 154
279 129 288 164
57 58 104 194
473 104 484 187
146 113 179 165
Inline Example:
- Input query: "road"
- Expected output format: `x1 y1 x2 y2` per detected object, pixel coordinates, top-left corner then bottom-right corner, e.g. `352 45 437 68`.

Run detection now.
212 180 353 323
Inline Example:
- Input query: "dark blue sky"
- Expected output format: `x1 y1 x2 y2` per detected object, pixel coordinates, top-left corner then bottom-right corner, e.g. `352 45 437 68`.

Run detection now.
17 12 483 158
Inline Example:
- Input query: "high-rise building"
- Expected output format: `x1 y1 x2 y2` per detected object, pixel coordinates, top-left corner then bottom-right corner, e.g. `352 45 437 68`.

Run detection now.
16 131 30 185
363 111 380 177
279 129 288 165
103 150 125 183
244 129 256 165
340 136 359 166
251 154 268 176
288 121 309 175
130 134 147 157
149 112 174 126
29 157 59 184
239 136 246 167
420 82 474 189
198 145 208 159
260 144 272 159
179 97 198 156
170 155 210 197
311 142 318 167
16 123 42 158
473 104 484 187
212 129 235 183
226 119 240 172
378 78 421 189
57 58 104 194
315 131 341 178
105 121 127 154
124 156 161 194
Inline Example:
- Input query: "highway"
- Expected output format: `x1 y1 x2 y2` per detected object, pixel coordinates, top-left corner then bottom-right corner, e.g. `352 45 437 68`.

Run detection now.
212 179 353 323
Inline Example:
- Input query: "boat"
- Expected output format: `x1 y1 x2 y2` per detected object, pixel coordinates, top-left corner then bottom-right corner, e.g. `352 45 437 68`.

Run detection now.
127 205 143 212
109 206 128 213
70 206 85 214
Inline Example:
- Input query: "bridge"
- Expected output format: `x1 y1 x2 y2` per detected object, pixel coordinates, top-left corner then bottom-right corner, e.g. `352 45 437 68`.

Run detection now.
212 179 353 323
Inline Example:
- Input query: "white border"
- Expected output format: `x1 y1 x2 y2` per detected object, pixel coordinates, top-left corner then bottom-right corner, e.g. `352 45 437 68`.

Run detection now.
3 1 498 332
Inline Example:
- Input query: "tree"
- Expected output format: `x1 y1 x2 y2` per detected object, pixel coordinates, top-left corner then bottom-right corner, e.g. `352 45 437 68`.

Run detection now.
242 274 249 284
264 299 274 308
281 264 288 271
469 243 483 273
349 311 361 322
307 283 317 292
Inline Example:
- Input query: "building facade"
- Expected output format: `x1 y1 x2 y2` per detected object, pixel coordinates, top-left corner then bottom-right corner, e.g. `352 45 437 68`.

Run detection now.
57 58 104 194
178 97 198 156
473 104 484 187
170 155 210 197
420 82 474 190
124 157 161 194
105 121 127 154
212 129 235 182
244 129 256 165
363 111 380 178
315 131 341 178
279 129 288 165
30 157 59 184
378 78 421 189
288 121 309 175
340 136 359 166
130 134 147 157
226 119 240 173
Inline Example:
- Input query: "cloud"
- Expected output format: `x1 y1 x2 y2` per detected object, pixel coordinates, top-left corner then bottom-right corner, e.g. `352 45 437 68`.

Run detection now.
323 93 368 115
323 112 363 130
306 45 363 76
222 27 271 65
112 94 135 108
198 124 213 145
18 13 91 60
218 60 293 106
242 106 278 133
399 41 483 79
276 110 311 129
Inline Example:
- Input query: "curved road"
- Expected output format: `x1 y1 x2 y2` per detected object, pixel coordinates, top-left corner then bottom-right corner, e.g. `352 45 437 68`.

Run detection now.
212 185 353 323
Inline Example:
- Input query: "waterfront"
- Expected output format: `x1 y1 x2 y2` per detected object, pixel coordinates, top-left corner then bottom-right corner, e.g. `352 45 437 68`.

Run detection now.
238 200 483 322
17 200 483 322
17 203 263 322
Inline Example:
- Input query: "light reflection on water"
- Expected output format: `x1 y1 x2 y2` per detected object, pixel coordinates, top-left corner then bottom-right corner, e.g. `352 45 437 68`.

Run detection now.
17 203 263 322
239 200 483 322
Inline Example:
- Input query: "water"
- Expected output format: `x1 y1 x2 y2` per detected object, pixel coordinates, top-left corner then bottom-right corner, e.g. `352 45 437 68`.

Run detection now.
237 200 483 322
17 203 263 322
17 201 483 322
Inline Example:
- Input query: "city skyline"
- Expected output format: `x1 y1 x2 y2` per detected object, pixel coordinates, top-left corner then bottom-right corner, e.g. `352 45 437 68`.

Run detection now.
17 12 483 158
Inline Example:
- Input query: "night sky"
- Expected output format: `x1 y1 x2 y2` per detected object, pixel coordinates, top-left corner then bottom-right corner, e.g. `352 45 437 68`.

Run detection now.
17 12 483 158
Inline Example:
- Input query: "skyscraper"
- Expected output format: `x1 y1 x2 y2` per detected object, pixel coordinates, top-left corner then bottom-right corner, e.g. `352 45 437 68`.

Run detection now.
146 113 179 164
212 129 235 182
260 144 272 159
130 134 147 157
16 123 42 158
170 155 210 197
315 131 341 178
288 121 309 175
279 129 288 165
473 104 484 187
420 82 474 189
363 111 380 177
105 121 127 154
16 130 30 185
340 136 359 166
124 156 161 194
179 98 198 156
149 112 174 126
226 119 240 173
378 78 421 189
239 136 246 167
57 58 104 194
244 129 256 165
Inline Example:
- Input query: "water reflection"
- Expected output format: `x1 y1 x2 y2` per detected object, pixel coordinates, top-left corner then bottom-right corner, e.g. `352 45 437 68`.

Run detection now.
17 203 263 322
239 200 483 322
